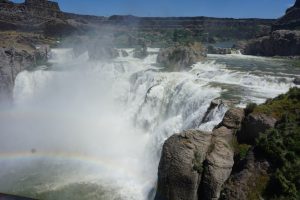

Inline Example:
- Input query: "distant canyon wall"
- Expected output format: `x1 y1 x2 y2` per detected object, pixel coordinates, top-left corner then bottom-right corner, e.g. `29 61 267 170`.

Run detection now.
0 0 274 39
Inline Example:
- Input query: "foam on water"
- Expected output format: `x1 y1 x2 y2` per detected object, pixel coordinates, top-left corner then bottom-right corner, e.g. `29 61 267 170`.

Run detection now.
0 48 297 200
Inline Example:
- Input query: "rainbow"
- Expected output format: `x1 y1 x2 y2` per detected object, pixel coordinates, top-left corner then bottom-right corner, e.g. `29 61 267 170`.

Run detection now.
0 151 148 182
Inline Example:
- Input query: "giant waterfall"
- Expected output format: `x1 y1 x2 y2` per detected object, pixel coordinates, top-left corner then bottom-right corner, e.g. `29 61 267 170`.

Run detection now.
0 48 297 200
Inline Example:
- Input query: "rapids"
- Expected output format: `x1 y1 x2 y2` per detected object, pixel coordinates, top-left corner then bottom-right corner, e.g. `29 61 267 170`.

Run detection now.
0 48 298 200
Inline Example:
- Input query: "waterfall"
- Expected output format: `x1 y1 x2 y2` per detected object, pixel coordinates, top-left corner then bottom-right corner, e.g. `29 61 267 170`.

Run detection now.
0 48 296 200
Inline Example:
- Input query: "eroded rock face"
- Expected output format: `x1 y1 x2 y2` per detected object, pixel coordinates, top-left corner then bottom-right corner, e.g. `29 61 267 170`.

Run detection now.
199 126 235 200
243 30 300 56
157 43 206 71
0 46 48 103
155 130 212 200
237 112 277 144
155 107 244 200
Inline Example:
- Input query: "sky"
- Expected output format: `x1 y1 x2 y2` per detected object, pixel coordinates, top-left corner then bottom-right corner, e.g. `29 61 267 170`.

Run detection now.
11 0 296 19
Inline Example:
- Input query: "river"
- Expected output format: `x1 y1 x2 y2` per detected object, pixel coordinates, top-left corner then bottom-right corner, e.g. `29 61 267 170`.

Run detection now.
0 48 298 200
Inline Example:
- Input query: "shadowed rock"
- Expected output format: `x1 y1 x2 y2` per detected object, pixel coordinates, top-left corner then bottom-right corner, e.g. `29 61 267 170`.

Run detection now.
243 30 300 56
237 113 277 144
273 0 300 30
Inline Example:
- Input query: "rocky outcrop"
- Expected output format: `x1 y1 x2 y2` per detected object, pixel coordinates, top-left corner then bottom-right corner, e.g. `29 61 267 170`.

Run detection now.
294 77 300 85
155 130 212 200
243 30 300 56
0 46 49 103
273 0 300 30
0 0 79 37
243 1 300 56
133 45 148 59
199 126 234 200
87 39 119 61
155 107 245 200
157 43 206 71
207 45 232 55
220 150 270 200
237 112 277 144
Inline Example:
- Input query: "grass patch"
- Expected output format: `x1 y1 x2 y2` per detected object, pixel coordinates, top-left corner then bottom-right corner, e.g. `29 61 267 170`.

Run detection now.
232 136 251 160
253 87 300 120
193 151 203 174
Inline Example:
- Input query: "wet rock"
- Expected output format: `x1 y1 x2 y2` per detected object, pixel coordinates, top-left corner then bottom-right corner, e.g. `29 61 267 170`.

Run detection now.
157 43 206 71
0 46 48 103
133 45 148 59
237 113 277 144
155 130 212 200
121 50 129 57
293 77 300 85
201 99 224 124
207 45 232 55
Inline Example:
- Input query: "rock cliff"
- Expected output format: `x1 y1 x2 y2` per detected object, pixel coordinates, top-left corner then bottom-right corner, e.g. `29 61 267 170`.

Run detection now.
0 46 48 103
155 107 245 200
243 30 300 56
243 0 300 56
273 0 300 30
155 88 300 200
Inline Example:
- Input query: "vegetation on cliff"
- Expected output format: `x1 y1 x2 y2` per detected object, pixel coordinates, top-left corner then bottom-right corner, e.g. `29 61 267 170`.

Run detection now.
255 88 300 199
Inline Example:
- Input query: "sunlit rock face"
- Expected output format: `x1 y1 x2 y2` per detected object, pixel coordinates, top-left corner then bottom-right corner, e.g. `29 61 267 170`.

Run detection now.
273 0 300 30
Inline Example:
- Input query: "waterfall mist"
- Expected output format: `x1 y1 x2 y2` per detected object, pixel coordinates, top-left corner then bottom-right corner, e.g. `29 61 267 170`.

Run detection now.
0 39 296 199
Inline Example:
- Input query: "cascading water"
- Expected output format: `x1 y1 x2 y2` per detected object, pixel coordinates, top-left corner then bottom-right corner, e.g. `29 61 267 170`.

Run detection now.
0 48 297 200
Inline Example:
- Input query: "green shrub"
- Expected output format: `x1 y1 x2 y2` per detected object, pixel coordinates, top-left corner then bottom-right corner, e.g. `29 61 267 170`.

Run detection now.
255 88 300 199
193 151 203 174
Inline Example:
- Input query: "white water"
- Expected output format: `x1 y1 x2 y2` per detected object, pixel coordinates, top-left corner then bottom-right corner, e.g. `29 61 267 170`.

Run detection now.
0 48 296 199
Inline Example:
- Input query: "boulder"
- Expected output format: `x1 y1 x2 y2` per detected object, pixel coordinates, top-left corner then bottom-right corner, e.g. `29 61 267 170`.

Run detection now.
157 43 206 71
237 112 277 144
155 130 212 200
243 30 300 56
293 77 300 85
